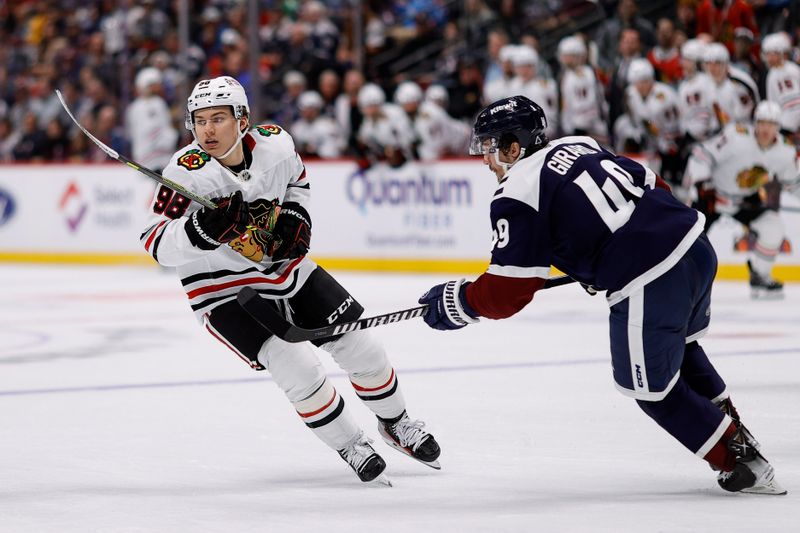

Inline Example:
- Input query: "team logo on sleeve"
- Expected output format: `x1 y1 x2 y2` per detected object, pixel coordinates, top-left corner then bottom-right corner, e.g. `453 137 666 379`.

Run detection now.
177 149 211 170
228 198 281 262
255 124 282 137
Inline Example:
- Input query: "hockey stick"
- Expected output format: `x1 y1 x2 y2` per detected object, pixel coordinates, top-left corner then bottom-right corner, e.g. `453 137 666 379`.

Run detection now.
56 89 218 210
237 274 578 343
55 90 276 242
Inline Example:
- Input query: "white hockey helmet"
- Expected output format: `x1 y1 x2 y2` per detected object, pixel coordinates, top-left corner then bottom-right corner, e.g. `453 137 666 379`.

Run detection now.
394 81 423 105
703 42 730 63
357 83 386 108
297 90 324 110
754 101 781 124
135 67 162 92
498 44 517 63
761 32 791 54
512 45 539 67
681 39 705 62
557 36 587 59
185 76 249 131
425 84 448 106
627 58 655 83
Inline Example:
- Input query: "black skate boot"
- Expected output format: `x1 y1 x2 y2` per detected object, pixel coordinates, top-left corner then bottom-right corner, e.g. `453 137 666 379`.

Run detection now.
717 426 786 495
747 260 784 300
378 411 441 470
338 433 391 486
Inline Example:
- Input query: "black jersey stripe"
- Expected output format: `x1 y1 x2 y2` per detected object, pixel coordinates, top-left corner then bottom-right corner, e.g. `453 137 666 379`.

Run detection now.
189 269 300 313
304 396 345 429
354 378 399 402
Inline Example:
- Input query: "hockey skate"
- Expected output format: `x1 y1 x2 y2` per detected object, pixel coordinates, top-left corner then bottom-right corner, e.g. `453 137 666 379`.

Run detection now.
717 426 787 495
747 260 784 300
338 432 392 486
378 411 441 470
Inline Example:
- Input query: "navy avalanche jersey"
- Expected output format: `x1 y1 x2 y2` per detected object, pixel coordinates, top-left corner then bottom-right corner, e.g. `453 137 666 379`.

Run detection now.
489 136 704 296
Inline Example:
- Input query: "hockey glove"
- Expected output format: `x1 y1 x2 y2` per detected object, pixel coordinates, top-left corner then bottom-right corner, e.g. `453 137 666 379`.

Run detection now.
185 190 249 250
418 279 480 331
268 202 311 261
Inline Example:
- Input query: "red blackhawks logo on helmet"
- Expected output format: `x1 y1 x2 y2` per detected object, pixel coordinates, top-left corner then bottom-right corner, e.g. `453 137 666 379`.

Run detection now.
178 149 210 170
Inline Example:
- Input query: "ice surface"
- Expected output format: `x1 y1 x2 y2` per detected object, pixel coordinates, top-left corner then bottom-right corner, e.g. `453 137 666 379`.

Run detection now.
0 265 797 532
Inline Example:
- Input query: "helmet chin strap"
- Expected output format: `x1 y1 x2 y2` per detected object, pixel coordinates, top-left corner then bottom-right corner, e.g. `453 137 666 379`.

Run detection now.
217 127 248 160
493 147 526 174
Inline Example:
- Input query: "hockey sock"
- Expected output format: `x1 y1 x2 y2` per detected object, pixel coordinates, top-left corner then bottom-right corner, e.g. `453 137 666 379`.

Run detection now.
680 342 727 401
321 331 407 420
636 377 735 470
292 378 361 450
748 252 776 279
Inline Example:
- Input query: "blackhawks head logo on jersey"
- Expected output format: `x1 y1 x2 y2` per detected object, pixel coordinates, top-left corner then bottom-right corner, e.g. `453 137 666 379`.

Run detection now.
735 165 770 190
228 198 281 262
178 149 210 170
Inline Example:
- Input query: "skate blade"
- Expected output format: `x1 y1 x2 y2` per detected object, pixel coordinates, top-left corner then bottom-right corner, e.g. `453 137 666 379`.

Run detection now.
740 479 787 495
750 288 785 300
370 473 393 487
380 436 441 470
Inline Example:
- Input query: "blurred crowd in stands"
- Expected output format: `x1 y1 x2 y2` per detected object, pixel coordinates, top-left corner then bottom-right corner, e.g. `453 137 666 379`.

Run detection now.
1 0 799 167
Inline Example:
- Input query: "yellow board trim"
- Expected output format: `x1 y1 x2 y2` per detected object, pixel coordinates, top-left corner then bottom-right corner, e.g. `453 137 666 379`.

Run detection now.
1 252 799 281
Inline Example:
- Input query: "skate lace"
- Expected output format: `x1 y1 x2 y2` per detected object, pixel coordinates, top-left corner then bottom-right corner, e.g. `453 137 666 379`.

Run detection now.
339 436 375 470
391 417 429 452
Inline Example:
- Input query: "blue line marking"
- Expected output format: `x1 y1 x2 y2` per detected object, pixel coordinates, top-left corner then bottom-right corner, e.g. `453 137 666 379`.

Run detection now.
1 347 798 397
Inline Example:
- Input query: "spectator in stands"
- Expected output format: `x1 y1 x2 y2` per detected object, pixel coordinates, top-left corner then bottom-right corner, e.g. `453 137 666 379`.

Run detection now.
731 27 760 80
459 0 497 50
41 118 70 162
317 69 341 119
12 111 47 162
594 0 656 74
0 117 20 162
335 69 365 156
274 70 307 129
648 18 683 85
676 0 699 37
754 1 792 36
301 1 340 64
448 56 484 121
608 28 645 138
695 0 759 53
88 105 127 163
482 28 511 86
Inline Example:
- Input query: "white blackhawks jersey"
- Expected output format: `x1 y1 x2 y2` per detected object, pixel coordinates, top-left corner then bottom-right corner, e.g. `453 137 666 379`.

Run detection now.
685 122 799 213
483 75 516 105
125 95 179 171
559 65 607 137
409 101 453 160
357 103 415 153
678 72 718 140
139 125 317 320
511 77 559 138
711 68 759 126
626 82 682 153
765 61 800 132
290 115 346 158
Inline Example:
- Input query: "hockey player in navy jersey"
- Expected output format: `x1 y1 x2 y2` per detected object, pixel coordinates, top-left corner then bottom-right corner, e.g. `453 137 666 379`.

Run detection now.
140 76 440 484
419 95 785 495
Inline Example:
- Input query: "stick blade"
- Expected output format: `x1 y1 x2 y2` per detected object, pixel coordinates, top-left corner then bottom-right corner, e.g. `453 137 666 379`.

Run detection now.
237 287 294 340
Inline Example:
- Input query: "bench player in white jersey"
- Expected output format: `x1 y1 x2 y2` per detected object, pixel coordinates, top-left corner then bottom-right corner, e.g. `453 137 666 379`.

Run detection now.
139 76 441 484
290 90 346 158
703 43 759 127
678 39 718 144
625 58 686 199
509 45 558 139
685 101 799 298
356 83 416 167
763 32 800 141
417 95 785 495
483 44 518 105
556 36 608 140
394 81 453 161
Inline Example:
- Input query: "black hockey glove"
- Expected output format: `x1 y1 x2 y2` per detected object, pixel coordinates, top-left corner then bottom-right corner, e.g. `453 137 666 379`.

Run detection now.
185 190 249 250
268 202 311 261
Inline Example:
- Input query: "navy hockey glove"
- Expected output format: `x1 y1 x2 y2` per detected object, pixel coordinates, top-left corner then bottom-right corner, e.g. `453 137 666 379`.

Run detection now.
268 202 311 261
418 279 480 331
185 190 249 250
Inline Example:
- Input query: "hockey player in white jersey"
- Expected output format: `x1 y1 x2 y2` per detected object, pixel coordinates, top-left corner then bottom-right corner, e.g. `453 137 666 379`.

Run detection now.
290 90 346 158
685 101 799 298
483 44 518 105
356 83 416 167
394 81 455 161
556 36 608 140
125 67 178 173
509 45 558 139
139 76 441 483
678 39 718 143
763 32 800 139
625 58 685 198
703 42 759 127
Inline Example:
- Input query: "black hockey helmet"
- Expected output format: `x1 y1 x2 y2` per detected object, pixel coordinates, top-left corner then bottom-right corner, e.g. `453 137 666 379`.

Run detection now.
469 95 549 159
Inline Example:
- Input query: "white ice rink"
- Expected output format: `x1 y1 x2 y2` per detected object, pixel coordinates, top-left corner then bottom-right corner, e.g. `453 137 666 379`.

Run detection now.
0 264 798 532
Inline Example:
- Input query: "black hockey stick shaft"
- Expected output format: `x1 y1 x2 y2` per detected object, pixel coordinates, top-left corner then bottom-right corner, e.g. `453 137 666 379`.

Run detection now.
237 275 578 343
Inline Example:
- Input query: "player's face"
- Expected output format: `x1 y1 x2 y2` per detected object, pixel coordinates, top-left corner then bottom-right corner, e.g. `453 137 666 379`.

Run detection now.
193 106 242 157
481 139 516 180
764 51 782 68
705 61 727 82
755 120 779 147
